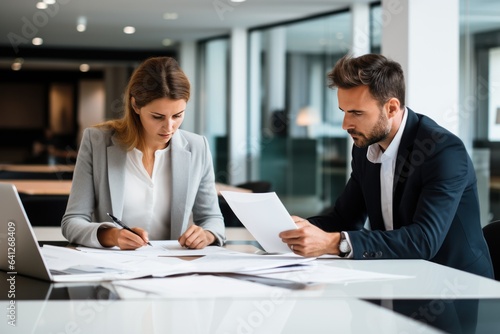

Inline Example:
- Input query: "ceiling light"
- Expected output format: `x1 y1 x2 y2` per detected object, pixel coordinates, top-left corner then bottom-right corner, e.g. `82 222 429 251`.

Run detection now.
77 16 87 32
162 38 173 46
43 0 56 4
163 12 178 20
231 0 246 2
11 58 24 71
80 64 90 72
36 2 48 9
11 63 22 71
123 26 135 34
32 37 43 46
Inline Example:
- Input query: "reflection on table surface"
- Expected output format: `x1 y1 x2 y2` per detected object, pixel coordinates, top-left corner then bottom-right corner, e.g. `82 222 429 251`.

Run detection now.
2 271 499 333
1 295 445 334
367 298 500 334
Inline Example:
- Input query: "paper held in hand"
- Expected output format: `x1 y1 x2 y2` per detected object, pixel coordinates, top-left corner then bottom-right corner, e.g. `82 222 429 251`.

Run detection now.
219 191 298 254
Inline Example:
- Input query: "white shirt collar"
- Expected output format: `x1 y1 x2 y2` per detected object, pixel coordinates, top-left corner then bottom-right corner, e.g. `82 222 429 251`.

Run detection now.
367 107 408 164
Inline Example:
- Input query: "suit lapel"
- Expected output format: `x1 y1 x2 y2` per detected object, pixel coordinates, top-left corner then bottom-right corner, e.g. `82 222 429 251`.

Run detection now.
170 131 191 239
393 109 419 229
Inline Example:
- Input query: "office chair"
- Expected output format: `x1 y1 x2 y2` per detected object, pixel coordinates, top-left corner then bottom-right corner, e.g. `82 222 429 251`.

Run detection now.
219 181 272 227
483 220 500 281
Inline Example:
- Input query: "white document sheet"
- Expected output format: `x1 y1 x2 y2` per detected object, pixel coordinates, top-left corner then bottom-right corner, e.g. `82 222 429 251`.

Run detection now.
42 245 138 271
258 263 413 284
150 252 316 277
41 245 193 280
219 191 297 253
46 245 317 279
77 240 232 257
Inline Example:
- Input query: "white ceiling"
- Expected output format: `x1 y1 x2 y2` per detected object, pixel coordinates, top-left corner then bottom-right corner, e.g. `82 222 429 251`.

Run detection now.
0 0 499 67
0 0 370 51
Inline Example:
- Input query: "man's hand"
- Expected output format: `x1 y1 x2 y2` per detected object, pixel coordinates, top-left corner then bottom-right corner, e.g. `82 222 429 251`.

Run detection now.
279 215 341 257
178 225 215 249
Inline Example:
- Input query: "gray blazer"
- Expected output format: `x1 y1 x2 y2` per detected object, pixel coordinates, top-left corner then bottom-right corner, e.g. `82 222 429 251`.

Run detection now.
61 127 225 248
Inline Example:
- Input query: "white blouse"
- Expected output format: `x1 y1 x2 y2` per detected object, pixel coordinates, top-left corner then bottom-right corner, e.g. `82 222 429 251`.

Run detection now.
122 146 172 239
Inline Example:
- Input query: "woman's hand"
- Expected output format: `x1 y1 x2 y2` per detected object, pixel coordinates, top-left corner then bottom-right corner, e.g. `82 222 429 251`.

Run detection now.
178 225 216 249
97 227 149 250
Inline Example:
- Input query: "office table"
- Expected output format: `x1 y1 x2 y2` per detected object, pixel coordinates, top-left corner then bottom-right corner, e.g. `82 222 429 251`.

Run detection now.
2 259 499 333
4 179 73 195
1 180 250 196
492 176 500 192
0 164 75 173
2 228 500 333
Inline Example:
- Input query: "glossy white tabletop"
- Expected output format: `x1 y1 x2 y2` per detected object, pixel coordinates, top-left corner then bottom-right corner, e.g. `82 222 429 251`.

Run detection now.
0 298 443 334
298 259 500 299
3 227 499 333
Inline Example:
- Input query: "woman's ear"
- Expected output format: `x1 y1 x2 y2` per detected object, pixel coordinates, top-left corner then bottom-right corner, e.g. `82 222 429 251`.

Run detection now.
131 97 139 114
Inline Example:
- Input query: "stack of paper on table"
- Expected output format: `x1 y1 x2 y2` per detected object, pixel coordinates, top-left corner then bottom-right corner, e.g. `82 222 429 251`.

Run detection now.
41 243 316 280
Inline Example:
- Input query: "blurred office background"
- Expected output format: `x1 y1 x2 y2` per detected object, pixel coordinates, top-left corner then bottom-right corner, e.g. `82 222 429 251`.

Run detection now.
0 0 499 224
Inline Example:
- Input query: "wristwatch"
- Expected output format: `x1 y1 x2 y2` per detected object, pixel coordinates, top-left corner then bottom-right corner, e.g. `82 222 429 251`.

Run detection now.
339 232 351 257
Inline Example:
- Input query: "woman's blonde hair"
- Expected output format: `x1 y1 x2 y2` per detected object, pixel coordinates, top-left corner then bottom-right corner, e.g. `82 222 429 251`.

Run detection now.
96 56 190 150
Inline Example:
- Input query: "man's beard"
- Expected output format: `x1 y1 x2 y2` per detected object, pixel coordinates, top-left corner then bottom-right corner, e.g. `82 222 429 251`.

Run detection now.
348 110 391 148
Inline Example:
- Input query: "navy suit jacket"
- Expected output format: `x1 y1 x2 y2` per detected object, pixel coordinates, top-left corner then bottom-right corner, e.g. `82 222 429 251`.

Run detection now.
309 108 494 279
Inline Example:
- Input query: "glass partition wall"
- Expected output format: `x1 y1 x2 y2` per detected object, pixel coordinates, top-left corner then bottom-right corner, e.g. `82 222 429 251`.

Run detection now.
247 11 354 217
460 0 500 223
197 37 230 183
198 1 500 222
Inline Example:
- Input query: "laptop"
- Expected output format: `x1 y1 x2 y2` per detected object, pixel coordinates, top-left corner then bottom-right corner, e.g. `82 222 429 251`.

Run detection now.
0 182 145 282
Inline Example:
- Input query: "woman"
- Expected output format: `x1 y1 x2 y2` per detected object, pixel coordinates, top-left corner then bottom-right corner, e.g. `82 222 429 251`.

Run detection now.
62 57 225 250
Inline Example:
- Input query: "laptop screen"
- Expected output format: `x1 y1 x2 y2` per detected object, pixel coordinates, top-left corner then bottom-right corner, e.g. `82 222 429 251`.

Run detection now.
0 182 52 281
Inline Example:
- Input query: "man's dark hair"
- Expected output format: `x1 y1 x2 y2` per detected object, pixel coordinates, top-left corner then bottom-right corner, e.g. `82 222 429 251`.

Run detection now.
327 53 406 108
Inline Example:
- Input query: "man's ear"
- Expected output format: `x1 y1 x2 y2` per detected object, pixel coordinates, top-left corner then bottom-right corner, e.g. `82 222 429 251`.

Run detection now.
386 97 401 118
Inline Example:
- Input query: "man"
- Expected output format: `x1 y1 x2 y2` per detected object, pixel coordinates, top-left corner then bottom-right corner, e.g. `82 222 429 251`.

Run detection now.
280 53 494 279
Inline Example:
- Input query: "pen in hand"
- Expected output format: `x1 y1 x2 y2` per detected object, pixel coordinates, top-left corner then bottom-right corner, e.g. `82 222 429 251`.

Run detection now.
106 213 152 246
